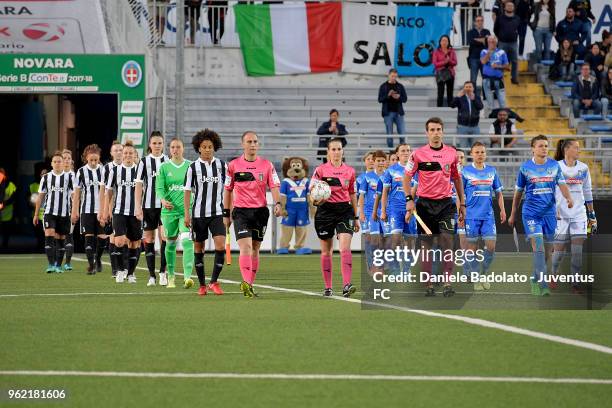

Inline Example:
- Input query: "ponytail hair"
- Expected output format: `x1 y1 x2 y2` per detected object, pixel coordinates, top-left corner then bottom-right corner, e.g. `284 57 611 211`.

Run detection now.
554 138 577 161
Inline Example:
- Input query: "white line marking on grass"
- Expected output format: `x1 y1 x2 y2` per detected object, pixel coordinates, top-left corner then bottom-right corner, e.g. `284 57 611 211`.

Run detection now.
69 257 612 355
0 291 256 298
0 370 610 384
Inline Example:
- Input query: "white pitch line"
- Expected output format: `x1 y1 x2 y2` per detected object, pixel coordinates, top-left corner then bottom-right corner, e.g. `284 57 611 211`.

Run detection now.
44 257 612 356
0 370 610 385
0 291 258 298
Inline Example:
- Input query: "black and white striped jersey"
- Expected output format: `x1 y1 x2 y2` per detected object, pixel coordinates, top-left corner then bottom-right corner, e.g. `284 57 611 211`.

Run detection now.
136 154 167 209
75 164 104 214
106 164 139 216
184 157 227 218
38 171 75 217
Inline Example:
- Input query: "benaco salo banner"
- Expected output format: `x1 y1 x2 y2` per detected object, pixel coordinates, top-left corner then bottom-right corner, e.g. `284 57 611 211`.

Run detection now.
0 0 109 53
235 2 342 76
343 4 453 76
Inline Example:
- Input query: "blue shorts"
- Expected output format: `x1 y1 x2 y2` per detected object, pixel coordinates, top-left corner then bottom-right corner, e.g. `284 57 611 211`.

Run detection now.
385 209 417 236
369 217 384 235
454 213 465 235
522 214 557 242
281 208 310 227
465 218 497 242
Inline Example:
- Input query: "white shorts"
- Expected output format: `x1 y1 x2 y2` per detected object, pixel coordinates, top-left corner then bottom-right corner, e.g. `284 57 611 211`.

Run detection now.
554 218 587 242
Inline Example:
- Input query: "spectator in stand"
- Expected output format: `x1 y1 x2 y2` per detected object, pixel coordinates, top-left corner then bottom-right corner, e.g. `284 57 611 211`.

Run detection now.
556 7 585 58
530 0 555 62
569 0 595 48
489 109 518 154
433 35 458 108
316 109 347 163
605 47 612 71
207 1 228 45
494 1 521 84
481 36 509 110
459 0 480 46
555 38 577 81
515 0 534 60
596 30 611 56
467 15 491 90
451 81 484 148
585 43 605 83
491 0 508 21
571 63 602 118
186 0 203 45
600 67 612 117
378 68 407 148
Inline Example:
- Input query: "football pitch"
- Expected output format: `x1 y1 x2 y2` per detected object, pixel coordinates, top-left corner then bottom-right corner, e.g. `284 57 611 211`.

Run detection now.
0 253 611 407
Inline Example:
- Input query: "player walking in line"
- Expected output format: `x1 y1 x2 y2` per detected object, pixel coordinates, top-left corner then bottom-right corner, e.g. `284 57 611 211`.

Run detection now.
311 137 359 297
184 130 228 296
358 150 386 274
99 141 123 278
135 131 168 286
402 118 465 297
33 151 75 273
462 142 506 290
224 131 282 298
61 149 75 271
550 139 596 293
71 144 106 275
508 135 574 296
381 144 416 275
103 141 142 284
146 138 193 289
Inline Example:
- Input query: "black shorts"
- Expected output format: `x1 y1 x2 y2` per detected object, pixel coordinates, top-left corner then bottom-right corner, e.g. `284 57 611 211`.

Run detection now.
112 214 143 241
103 220 113 236
143 208 162 231
80 213 104 236
314 202 355 240
415 197 456 235
191 215 226 242
43 214 71 236
232 207 269 242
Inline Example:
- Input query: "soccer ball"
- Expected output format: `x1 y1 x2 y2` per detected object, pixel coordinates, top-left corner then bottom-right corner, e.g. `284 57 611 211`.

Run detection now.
310 181 331 202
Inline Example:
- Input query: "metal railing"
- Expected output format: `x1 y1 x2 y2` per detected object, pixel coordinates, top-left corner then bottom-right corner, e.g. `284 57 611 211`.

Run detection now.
136 1 484 49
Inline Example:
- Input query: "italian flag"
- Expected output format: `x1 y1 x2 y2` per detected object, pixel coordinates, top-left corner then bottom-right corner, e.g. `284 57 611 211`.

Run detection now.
234 3 343 76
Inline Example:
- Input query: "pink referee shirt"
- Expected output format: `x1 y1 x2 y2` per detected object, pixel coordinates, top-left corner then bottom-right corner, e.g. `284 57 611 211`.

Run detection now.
225 155 280 208
405 144 459 200
312 162 356 203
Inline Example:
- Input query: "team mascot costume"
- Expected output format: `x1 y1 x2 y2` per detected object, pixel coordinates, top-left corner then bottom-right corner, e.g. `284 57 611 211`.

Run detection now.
278 157 313 255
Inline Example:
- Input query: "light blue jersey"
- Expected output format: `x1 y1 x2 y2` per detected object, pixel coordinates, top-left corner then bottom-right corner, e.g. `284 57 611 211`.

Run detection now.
358 171 383 217
516 158 566 218
381 163 408 213
462 164 503 220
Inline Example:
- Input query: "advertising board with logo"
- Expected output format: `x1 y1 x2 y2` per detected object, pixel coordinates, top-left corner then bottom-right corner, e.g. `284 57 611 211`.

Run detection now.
0 53 146 154
0 0 109 53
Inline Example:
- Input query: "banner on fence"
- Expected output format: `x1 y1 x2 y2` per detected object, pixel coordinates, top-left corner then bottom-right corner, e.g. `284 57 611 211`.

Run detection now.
342 4 453 76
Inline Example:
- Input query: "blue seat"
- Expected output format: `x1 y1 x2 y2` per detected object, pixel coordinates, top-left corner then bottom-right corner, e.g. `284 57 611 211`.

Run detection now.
589 125 612 132
575 59 584 65
564 90 572 97
608 115 612 121
541 59 554 66
555 81 574 87
582 114 603 121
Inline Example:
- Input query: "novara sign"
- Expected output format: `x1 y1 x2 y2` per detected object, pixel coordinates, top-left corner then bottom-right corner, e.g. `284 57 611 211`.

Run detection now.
14 57 74 69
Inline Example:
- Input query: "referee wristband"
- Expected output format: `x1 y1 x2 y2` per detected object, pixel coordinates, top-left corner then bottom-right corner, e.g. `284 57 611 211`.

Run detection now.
222 209 230 218
405 196 413 203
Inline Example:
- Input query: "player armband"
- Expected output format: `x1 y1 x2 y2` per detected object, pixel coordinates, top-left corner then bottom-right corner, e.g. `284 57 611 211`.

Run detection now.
222 209 230 218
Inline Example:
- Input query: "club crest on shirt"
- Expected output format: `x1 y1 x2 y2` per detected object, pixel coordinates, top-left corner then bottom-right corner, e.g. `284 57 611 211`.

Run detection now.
259 173 263 181
444 164 450 172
